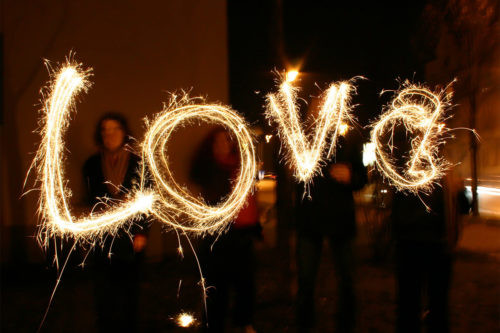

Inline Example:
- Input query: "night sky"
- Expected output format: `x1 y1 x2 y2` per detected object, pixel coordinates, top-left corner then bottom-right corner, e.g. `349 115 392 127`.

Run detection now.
228 2 428 129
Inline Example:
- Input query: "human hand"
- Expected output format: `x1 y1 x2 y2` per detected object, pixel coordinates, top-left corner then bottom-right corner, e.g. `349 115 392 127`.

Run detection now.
329 163 352 184
133 234 147 252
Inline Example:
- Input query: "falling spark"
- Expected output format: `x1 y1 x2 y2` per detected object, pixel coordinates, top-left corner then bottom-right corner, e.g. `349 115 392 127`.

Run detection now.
32 59 257 247
265 75 355 184
369 82 452 193
176 313 195 327
265 134 273 143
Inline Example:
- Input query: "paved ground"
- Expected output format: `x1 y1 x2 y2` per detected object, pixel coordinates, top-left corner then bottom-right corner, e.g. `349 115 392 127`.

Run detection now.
2 221 499 332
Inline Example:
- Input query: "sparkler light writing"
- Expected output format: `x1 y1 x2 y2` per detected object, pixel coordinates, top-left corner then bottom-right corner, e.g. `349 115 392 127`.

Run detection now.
33 60 256 245
265 76 355 183
34 62 154 246
31 57 462 333
32 57 457 245
142 95 257 235
369 83 451 193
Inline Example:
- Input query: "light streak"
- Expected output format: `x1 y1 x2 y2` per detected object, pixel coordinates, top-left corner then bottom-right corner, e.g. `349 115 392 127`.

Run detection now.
265 134 273 143
33 61 154 246
466 186 500 197
265 76 355 183
370 83 451 193
176 312 195 327
142 94 257 235
32 60 257 246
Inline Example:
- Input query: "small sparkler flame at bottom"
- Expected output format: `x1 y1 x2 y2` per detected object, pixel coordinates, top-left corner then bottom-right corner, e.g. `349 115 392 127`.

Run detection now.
176 313 195 327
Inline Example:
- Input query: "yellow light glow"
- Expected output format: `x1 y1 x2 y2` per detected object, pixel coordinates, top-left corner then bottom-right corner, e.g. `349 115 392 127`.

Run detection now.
265 134 273 143
286 70 299 82
339 123 349 136
32 59 257 246
370 83 451 193
176 313 195 327
265 76 355 184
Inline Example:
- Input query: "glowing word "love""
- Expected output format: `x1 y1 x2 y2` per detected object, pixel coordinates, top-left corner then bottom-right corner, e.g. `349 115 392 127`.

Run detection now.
32 57 453 245
34 61 256 245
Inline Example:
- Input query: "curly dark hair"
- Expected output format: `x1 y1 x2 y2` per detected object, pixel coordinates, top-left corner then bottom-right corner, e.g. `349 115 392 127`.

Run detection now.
94 112 133 147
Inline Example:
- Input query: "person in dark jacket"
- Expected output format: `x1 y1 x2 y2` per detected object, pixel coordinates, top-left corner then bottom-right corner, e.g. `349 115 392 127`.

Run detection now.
392 173 469 333
83 112 148 333
295 134 367 333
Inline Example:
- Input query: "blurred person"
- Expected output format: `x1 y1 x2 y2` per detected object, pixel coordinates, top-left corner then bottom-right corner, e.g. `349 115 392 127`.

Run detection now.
389 128 470 333
83 112 148 333
295 134 367 333
392 172 469 333
191 128 260 333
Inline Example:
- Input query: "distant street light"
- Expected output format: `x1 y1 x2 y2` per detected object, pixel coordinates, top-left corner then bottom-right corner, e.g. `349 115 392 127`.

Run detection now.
286 70 299 82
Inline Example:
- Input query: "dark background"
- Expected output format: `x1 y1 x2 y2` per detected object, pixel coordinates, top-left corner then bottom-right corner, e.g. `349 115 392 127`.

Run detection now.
2 1 499 332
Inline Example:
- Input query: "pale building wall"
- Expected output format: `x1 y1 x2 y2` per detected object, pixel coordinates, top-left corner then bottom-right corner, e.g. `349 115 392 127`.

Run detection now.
425 24 500 181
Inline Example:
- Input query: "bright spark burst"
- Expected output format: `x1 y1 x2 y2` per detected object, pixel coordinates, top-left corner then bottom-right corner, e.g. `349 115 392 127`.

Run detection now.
369 83 452 193
286 70 299 82
176 313 195 327
339 123 349 136
32 60 257 246
265 76 355 184
142 94 257 235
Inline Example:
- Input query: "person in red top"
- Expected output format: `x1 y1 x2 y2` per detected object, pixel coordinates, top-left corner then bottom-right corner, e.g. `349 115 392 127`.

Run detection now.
191 128 259 333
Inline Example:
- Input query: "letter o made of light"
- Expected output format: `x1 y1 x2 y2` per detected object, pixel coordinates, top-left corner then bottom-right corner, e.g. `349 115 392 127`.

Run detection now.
143 103 257 234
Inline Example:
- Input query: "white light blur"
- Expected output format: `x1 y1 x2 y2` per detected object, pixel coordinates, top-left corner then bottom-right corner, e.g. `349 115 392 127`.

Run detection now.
363 142 376 167
286 70 299 82
466 186 500 197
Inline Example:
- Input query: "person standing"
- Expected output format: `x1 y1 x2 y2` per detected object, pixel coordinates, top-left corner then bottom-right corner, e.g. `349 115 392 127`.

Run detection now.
392 172 469 333
83 112 148 333
295 135 367 333
191 128 259 333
